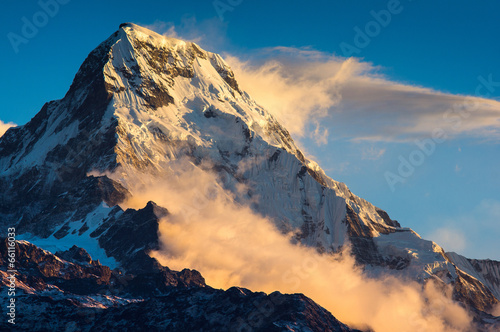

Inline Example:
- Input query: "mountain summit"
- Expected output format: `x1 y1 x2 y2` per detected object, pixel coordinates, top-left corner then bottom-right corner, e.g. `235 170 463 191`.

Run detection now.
1 23 499 330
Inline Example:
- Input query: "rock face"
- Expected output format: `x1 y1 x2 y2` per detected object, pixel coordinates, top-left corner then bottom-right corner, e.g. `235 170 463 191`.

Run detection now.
0 238 205 295
446 252 500 308
0 22 499 330
0 239 360 332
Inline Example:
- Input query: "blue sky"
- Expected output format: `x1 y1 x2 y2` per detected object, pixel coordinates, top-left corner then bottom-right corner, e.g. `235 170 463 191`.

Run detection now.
1 0 499 259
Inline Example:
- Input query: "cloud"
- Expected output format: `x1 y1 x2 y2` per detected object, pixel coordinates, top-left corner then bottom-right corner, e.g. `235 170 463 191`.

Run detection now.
425 199 500 260
106 159 473 332
142 21 184 40
225 47 500 143
140 17 229 54
361 145 386 160
427 227 467 253
0 120 16 137
225 54 363 144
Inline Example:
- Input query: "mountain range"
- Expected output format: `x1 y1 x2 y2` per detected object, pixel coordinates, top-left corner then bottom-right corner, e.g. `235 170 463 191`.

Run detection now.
1 23 499 331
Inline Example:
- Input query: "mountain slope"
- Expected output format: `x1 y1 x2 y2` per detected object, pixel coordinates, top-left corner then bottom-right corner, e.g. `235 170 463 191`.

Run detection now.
0 23 499 329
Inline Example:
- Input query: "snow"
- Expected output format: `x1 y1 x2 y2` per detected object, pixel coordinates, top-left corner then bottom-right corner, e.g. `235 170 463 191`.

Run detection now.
0 116 80 174
370 231 458 281
447 252 500 300
18 203 121 269
74 294 143 308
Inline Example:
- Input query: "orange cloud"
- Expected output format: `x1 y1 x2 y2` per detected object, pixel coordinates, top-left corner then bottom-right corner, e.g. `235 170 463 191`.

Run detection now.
0 120 16 137
107 159 473 332
226 48 500 143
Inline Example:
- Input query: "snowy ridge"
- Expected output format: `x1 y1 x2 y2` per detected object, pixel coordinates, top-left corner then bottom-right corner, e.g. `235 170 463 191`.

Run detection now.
447 252 500 300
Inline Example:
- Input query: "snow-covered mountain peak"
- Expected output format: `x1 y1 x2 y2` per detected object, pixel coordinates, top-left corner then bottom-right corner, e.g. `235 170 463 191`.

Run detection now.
98 24 311 175
3 25 499 323
109 22 241 100
118 22 193 49
0 23 402 238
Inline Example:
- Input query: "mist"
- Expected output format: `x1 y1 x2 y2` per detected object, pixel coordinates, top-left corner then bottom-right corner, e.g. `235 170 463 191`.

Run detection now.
101 157 475 332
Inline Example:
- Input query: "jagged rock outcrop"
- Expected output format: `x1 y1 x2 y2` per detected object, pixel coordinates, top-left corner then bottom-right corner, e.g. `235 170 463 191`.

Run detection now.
0 239 360 332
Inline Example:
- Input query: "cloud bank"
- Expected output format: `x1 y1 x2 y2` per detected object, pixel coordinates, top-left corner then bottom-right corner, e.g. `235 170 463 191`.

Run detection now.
109 160 473 332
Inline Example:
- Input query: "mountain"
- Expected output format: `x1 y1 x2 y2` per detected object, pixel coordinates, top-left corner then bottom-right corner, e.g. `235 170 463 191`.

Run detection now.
0 23 499 331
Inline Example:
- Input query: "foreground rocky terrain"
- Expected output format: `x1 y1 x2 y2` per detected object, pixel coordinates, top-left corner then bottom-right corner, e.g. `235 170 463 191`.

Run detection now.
0 239 359 331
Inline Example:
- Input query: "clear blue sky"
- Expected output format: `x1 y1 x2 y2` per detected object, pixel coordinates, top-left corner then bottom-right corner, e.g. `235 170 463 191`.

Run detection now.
1 0 499 259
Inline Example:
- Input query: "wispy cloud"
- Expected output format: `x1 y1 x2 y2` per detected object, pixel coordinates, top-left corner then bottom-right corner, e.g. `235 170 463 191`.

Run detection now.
425 199 500 259
361 146 387 160
0 120 16 137
427 227 467 253
225 53 363 145
143 20 182 39
140 17 229 52
226 47 500 143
